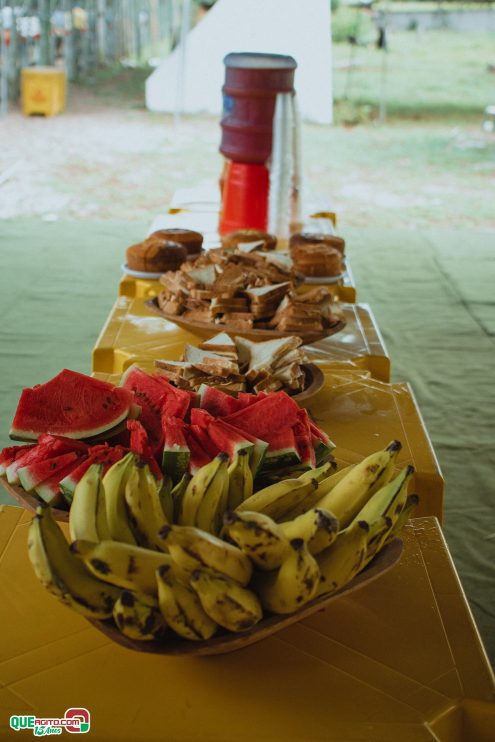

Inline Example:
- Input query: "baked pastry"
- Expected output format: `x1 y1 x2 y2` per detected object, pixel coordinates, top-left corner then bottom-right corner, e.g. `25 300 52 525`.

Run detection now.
127 240 187 273
289 232 345 256
221 229 277 252
290 242 343 277
146 229 203 257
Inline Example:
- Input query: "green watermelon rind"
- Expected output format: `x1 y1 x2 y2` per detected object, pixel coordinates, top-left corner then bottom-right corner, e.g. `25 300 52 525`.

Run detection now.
162 446 190 485
9 405 132 442
18 452 80 492
262 447 301 470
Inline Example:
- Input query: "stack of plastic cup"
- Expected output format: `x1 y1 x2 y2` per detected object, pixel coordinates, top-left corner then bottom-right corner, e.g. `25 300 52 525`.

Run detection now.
268 92 294 241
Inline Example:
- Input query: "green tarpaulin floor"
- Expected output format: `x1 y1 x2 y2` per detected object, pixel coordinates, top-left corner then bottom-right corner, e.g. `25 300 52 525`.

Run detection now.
0 220 494 665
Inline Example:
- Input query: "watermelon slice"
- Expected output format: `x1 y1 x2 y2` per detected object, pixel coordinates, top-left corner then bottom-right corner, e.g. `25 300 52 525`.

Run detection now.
35 458 85 506
59 445 128 502
5 436 88 485
127 419 153 458
188 423 222 459
152 374 195 418
199 385 242 417
308 421 335 464
0 444 36 476
120 366 169 452
224 391 300 439
18 451 81 491
262 428 301 469
183 427 212 474
10 370 135 441
293 409 316 468
162 418 190 484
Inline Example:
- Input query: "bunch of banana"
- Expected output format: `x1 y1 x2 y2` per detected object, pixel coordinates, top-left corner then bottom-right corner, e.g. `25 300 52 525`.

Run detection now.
28 439 420 646
179 453 230 534
28 504 120 619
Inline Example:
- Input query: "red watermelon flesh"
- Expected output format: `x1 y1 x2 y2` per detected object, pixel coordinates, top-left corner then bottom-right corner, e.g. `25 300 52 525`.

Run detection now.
184 427 212 473
224 391 300 439
35 459 85 506
199 385 242 417
5 436 88 485
152 374 195 418
189 408 213 429
188 424 221 459
308 421 333 448
18 451 81 491
0 444 36 476
59 445 129 502
120 366 168 452
263 428 301 469
294 409 316 467
10 370 135 441
127 419 152 458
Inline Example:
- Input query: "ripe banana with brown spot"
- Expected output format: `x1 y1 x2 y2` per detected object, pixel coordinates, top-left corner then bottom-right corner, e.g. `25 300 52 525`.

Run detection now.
253 538 320 614
280 507 339 555
28 505 120 619
69 463 102 543
179 453 229 531
282 464 354 520
158 524 252 586
124 464 168 551
71 538 172 596
190 567 263 632
236 476 319 521
221 510 290 570
103 452 137 545
315 520 369 598
314 441 402 527
227 449 253 510
113 590 166 641
156 564 217 641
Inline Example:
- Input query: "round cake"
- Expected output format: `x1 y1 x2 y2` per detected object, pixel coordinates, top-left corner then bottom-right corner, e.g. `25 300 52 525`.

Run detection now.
146 229 203 257
289 232 345 256
126 240 187 273
291 243 343 278
221 229 277 252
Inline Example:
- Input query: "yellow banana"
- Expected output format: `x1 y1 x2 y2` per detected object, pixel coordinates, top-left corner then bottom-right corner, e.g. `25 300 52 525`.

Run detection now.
314 442 402 527
103 452 137 544
124 464 168 551
170 473 191 523
190 567 263 632
298 461 336 484
113 590 166 641
69 464 102 543
236 477 319 521
195 454 230 535
281 464 354 520
221 510 289 570
95 470 111 540
156 564 217 641
71 538 172 596
280 507 339 555
253 538 320 614
159 524 252 586
179 453 228 528
28 505 120 619
227 449 253 510
315 520 369 598
386 494 419 542
158 476 174 523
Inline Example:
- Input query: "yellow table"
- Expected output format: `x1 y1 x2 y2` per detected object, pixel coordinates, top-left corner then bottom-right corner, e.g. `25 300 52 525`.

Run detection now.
0 506 493 741
92 298 390 381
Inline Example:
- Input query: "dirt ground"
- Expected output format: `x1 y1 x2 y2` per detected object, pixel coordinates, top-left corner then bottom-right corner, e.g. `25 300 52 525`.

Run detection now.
1 86 494 231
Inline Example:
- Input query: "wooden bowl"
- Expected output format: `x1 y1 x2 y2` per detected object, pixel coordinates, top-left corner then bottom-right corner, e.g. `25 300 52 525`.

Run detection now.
145 298 346 345
292 363 324 403
87 538 403 656
0 478 69 522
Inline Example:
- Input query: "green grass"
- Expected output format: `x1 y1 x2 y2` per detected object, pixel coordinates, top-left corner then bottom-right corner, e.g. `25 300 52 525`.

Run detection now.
333 29 495 121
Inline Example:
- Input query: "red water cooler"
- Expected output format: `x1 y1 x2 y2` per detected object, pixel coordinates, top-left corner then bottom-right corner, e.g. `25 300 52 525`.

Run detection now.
218 52 297 235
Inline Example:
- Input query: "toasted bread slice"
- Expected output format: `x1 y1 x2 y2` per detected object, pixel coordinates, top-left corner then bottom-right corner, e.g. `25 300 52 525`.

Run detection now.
198 332 238 355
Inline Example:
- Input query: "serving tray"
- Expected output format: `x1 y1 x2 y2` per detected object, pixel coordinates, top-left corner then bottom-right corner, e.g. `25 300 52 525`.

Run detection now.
145 297 346 345
88 538 402 656
0 478 70 522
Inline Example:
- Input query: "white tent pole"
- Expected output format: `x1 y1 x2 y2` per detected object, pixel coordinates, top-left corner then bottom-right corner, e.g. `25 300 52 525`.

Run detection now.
174 0 191 128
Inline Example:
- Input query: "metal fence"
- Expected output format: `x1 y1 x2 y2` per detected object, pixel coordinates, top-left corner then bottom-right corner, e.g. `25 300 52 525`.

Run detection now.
0 0 184 111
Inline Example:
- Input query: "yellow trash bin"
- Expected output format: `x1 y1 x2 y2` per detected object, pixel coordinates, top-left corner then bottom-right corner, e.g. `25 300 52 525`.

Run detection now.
21 67 66 117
